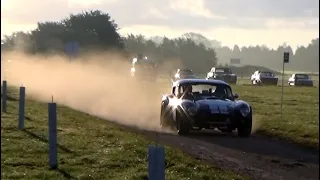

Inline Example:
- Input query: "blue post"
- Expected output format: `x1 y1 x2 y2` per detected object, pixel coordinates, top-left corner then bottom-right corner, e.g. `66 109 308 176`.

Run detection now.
48 102 58 169
18 86 25 129
2 80 7 112
148 145 165 180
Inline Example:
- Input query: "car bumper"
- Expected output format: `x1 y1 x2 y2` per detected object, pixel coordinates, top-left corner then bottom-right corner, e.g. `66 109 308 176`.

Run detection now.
188 111 247 129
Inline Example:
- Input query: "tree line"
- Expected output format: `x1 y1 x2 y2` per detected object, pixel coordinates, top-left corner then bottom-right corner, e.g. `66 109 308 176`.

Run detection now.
1 10 318 73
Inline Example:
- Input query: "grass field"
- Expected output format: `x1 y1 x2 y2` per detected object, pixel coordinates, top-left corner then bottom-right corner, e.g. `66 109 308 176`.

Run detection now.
231 84 319 149
1 88 247 180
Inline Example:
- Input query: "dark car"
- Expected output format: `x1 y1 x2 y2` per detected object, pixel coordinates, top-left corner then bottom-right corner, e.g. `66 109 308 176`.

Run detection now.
160 79 252 137
206 67 237 84
288 73 313 87
130 55 157 81
250 71 278 85
172 69 196 82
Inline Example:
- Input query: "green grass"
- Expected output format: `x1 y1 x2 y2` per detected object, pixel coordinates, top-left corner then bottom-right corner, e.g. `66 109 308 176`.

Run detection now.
1 88 247 180
231 85 319 149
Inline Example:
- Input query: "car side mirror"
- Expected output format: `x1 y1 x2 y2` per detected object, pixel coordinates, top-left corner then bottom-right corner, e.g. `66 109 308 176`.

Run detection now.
233 94 239 99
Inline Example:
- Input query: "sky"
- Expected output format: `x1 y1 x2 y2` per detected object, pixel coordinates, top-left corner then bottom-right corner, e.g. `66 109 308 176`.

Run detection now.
1 0 319 50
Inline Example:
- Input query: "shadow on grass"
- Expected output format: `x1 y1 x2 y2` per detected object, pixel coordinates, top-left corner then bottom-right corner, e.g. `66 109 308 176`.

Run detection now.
57 168 75 179
1 94 19 101
22 129 76 178
22 129 75 154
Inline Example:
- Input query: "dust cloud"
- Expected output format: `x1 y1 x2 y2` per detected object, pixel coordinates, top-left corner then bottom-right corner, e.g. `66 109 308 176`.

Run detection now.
1 51 172 132
251 115 262 134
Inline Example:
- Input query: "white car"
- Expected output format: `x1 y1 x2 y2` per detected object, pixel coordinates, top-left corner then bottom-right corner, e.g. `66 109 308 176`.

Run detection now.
288 74 313 87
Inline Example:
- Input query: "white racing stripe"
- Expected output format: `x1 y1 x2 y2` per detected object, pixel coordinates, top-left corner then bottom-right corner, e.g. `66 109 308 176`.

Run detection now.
208 103 229 114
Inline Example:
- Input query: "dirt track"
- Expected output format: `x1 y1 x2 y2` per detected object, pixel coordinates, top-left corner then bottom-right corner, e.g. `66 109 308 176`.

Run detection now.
141 129 319 180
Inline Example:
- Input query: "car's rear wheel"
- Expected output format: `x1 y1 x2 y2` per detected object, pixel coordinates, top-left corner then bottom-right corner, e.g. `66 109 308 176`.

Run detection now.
237 117 252 137
176 110 191 135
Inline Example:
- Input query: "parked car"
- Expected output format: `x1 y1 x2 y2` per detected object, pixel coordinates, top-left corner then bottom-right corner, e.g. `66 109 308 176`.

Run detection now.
288 73 313 86
250 71 278 85
206 67 237 84
172 69 196 82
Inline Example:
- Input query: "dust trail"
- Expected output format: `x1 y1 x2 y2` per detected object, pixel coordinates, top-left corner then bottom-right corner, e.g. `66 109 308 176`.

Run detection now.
1 51 172 132
252 115 262 133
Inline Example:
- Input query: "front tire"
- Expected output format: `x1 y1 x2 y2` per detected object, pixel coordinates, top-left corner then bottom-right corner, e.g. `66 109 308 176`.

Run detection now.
160 102 169 129
176 110 191 135
237 116 252 138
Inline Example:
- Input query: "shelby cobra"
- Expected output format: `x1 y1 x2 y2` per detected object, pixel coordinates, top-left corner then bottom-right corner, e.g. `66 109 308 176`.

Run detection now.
288 73 314 87
160 79 252 137
251 70 278 85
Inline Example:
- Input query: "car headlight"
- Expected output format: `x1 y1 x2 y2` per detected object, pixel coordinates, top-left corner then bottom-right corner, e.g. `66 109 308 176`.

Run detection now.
240 106 250 117
182 102 198 116
187 106 198 116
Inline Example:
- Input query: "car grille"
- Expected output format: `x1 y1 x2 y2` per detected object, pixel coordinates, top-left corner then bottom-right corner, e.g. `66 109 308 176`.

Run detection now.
196 111 231 122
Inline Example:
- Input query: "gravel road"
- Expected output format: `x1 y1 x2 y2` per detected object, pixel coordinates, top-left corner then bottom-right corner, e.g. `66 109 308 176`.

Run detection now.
142 129 319 180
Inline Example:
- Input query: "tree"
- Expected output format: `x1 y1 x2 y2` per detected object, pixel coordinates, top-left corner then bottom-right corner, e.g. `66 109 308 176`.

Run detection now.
2 10 124 54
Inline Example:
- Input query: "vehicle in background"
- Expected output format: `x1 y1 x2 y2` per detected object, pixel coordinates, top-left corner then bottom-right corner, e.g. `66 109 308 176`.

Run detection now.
172 69 196 82
250 71 278 85
160 79 252 137
288 73 313 87
130 53 157 81
206 67 237 84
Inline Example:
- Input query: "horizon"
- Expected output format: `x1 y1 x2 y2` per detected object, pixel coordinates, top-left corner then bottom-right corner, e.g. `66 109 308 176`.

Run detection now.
1 0 319 51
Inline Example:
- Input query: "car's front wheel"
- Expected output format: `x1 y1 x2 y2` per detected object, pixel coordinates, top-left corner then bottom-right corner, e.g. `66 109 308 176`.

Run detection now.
176 110 191 135
237 117 252 137
160 102 169 129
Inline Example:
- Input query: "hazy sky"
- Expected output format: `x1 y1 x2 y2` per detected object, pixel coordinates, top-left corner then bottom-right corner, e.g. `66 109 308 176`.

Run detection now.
1 0 319 49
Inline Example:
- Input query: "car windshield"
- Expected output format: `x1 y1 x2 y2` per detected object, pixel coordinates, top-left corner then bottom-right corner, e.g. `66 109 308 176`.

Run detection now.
179 83 234 100
296 74 309 79
260 72 274 77
180 69 194 75
216 68 231 74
